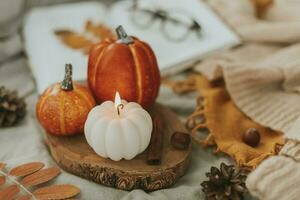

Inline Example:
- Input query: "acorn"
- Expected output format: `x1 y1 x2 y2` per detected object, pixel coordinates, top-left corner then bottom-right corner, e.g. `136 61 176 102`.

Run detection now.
171 132 191 150
243 128 260 147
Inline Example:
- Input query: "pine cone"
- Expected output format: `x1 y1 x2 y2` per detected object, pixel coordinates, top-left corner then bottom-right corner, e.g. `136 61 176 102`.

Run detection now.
0 86 26 127
201 162 249 200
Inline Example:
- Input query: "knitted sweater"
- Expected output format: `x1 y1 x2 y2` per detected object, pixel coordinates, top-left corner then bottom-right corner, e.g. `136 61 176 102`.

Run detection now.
196 0 300 199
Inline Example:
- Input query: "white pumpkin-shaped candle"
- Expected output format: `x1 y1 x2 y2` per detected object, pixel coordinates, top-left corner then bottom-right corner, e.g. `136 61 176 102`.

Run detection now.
84 92 153 161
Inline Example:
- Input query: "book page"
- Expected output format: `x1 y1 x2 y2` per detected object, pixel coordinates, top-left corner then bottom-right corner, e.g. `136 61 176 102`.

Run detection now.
24 2 108 93
108 0 240 75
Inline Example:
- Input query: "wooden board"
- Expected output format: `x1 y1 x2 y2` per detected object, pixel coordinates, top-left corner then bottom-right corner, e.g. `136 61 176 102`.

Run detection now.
45 104 191 191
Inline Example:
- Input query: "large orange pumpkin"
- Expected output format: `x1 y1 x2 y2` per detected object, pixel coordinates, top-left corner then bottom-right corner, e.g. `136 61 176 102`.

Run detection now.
88 25 161 109
36 64 96 136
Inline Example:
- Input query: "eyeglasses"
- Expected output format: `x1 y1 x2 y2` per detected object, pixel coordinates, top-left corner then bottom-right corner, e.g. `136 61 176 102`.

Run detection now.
129 1 202 42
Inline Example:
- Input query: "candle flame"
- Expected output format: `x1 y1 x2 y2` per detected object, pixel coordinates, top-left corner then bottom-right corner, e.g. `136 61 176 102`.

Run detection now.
114 91 122 108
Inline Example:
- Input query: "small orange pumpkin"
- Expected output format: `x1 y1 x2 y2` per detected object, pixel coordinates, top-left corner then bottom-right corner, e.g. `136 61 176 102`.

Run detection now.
36 64 96 136
88 25 161 109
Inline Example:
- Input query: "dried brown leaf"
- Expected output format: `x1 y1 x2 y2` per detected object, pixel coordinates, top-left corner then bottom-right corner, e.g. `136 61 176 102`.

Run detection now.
85 20 115 39
252 0 273 17
16 195 32 200
55 30 94 49
0 185 20 200
0 163 6 170
54 30 73 36
33 184 80 200
0 176 5 186
10 162 44 177
21 167 61 187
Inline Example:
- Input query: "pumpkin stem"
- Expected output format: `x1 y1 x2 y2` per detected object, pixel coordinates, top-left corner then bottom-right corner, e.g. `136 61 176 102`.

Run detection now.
116 25 133 45
61 64 73 91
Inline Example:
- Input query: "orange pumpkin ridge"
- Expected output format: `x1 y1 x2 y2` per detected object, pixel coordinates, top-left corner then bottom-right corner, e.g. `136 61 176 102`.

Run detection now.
137 40 161 103
87 25 161 109
129 45 143 104
129 42 156 107
59 92 66 134
91 43 139 103
36 86 53 117
89 43 109 92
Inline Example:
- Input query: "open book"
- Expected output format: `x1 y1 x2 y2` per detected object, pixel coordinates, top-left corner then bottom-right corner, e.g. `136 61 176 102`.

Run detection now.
24 0 240 94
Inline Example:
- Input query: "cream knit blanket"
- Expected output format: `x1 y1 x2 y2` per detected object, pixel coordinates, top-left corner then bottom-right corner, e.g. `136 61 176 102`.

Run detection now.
197 0 300 199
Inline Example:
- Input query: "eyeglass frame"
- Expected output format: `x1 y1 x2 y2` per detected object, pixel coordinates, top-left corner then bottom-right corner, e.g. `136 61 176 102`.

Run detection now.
129 2 202 42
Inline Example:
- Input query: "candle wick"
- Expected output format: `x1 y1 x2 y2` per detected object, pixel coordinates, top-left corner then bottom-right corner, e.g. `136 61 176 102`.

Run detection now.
117 104 124 115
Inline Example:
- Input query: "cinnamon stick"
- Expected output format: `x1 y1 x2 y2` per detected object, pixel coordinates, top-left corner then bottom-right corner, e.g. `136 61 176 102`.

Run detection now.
147 115 164 165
